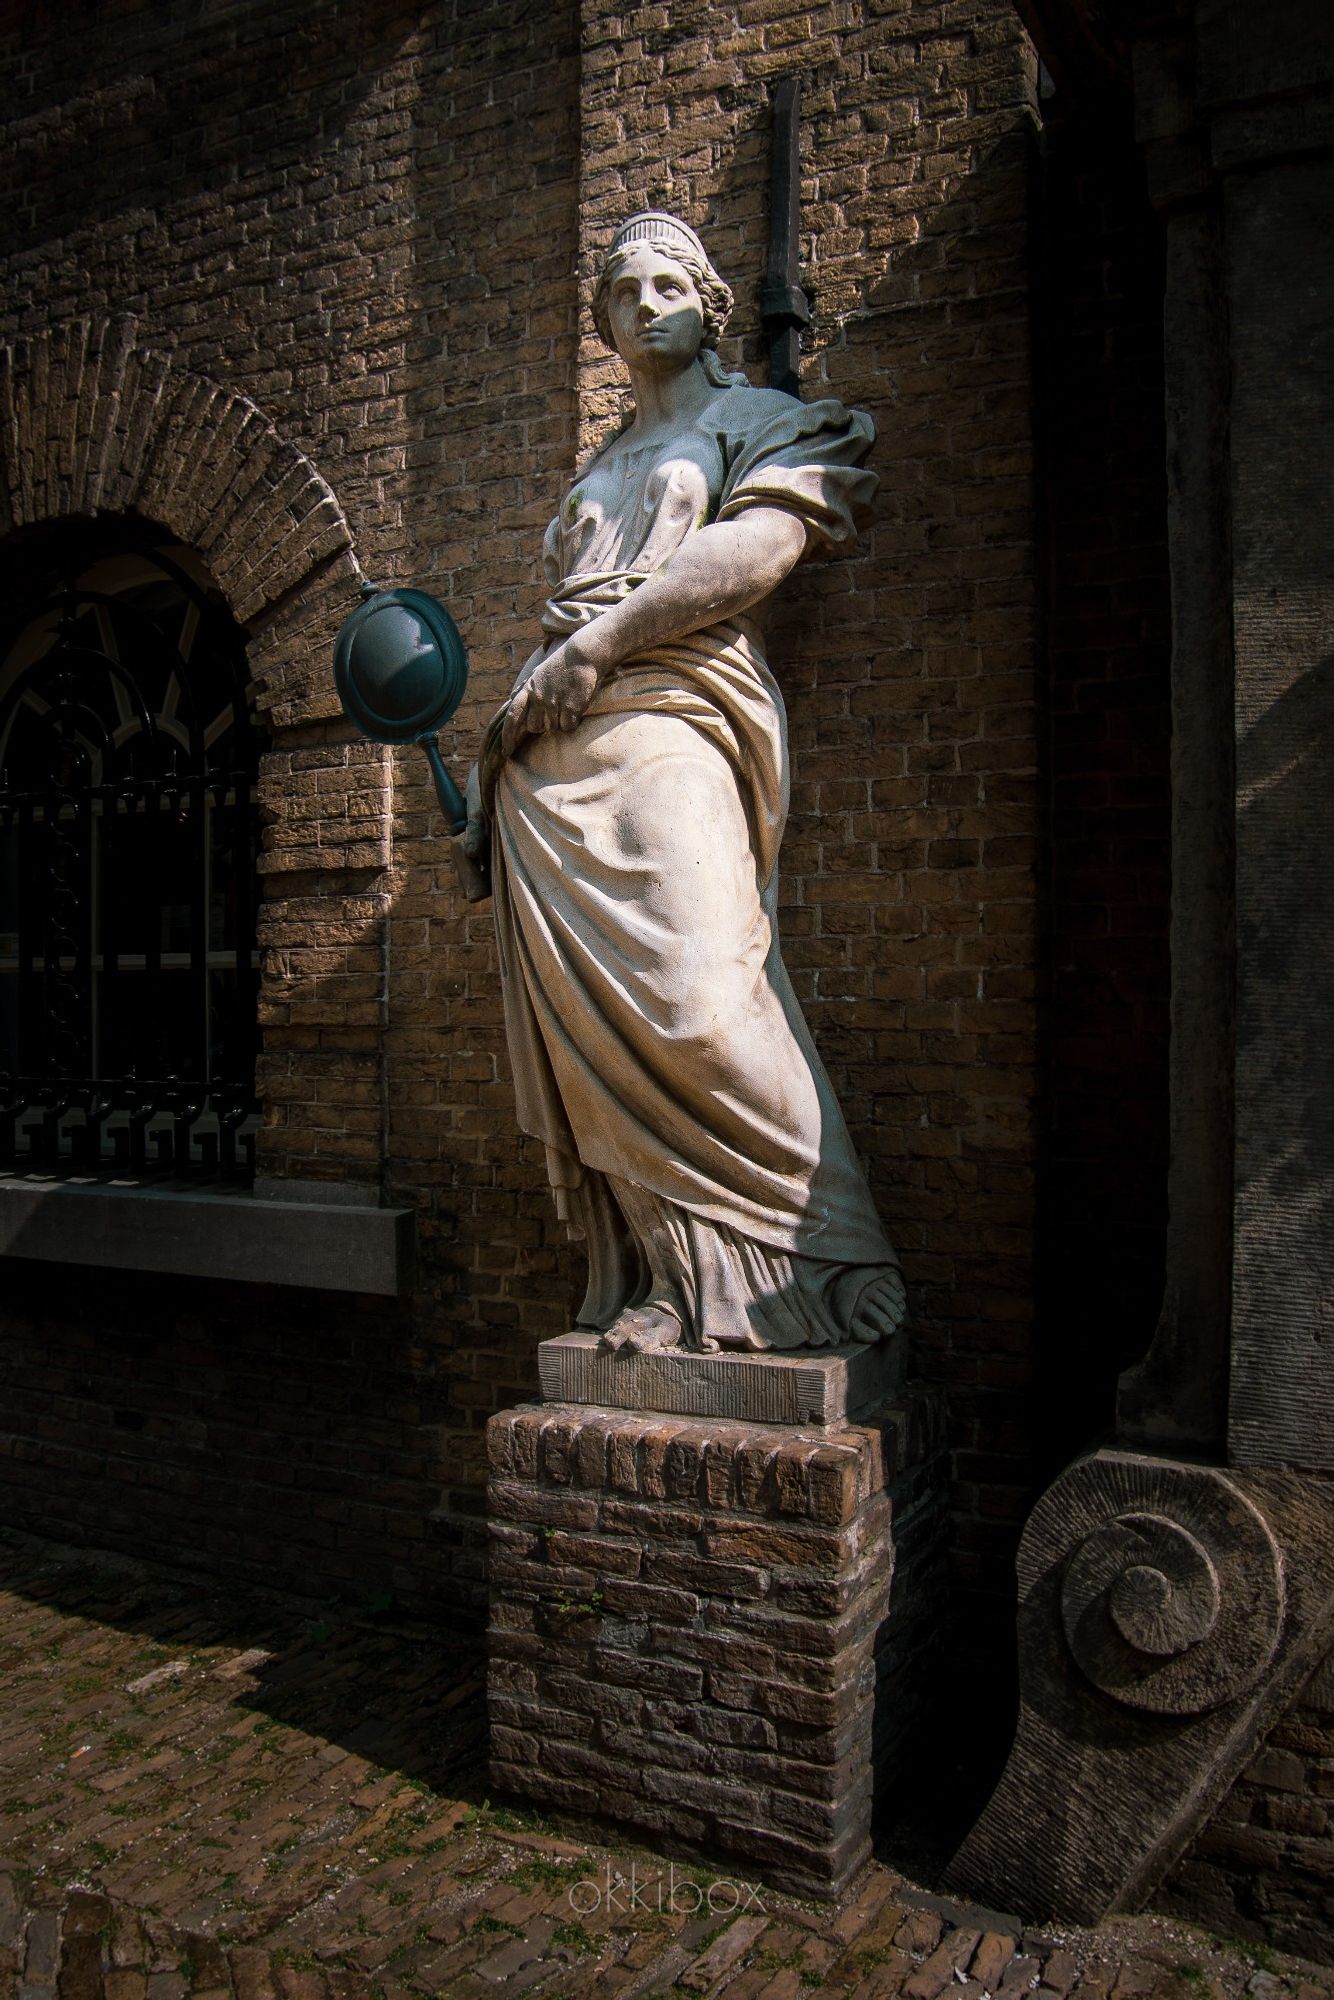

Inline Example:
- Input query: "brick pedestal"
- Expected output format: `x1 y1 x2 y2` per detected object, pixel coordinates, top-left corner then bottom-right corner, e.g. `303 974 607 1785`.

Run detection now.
485 1388 948 1898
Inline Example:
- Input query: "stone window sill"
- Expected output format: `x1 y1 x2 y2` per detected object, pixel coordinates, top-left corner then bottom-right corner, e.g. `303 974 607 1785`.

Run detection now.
0 1173 416 1297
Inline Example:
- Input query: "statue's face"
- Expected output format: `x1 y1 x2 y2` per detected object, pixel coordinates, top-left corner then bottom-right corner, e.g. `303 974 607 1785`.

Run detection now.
605 246 704 375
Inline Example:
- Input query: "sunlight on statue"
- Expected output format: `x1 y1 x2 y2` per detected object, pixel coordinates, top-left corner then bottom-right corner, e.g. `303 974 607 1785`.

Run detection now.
462 211 906 1357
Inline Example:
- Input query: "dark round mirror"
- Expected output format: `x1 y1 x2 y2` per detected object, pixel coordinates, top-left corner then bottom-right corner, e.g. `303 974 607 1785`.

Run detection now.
333 587 468 745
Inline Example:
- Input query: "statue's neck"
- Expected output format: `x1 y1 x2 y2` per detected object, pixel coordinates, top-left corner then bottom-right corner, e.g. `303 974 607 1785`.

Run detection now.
624 358 717 441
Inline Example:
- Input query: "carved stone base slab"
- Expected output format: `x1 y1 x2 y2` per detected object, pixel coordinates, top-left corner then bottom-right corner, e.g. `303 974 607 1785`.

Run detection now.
537 1330 904 1429
486 1387 948 1899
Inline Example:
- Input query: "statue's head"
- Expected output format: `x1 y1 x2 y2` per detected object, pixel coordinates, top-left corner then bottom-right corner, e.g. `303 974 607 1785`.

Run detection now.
592 211 734 358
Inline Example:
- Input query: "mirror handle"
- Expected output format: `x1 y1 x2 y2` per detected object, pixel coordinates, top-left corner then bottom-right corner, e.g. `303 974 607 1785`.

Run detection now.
421 734 467 833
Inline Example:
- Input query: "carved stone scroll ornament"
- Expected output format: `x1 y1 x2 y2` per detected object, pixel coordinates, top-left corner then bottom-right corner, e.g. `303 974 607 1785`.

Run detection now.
1058 1470 1283 1715
945 1448 1334 1924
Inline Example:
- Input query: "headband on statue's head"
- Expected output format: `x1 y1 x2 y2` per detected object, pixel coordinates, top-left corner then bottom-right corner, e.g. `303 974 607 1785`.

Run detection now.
607 211 709 266
593 208 738 363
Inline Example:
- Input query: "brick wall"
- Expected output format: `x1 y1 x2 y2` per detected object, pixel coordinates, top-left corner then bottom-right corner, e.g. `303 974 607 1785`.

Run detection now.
1157 1642 1334 1966
0 0 1171 1642
0 1259 447 1609
0 0 583 1607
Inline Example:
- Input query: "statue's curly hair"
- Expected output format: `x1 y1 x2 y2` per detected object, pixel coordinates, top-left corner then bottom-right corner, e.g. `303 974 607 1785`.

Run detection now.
592 238 734 353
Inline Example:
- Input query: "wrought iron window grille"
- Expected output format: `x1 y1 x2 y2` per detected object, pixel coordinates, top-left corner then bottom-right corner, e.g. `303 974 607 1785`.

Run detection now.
0 520 265 1184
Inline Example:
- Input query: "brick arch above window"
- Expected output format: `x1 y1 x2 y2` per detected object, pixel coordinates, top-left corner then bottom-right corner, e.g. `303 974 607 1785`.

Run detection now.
0 323 413 1289
0 317 362 631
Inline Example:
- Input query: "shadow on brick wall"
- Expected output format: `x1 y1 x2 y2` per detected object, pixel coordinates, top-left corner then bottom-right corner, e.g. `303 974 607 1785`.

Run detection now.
0 1257 483 1617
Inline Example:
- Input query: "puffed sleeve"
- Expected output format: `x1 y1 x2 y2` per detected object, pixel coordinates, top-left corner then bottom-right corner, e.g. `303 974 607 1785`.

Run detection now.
712 388 877 553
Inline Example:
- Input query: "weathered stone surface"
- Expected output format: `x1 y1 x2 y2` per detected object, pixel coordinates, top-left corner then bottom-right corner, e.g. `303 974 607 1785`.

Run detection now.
905 1928 982 2000
972 1930 1018 1991
537 1330 904 1427
678 1914 769 1992
1223 140 1334 1477
1057 1478 1282 1715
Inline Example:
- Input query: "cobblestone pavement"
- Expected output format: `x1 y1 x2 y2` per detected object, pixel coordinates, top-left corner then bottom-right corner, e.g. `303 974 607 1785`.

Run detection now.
1 1529 1330 2000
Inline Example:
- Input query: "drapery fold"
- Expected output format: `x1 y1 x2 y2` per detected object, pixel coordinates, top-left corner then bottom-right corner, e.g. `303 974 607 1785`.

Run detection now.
480 383 901 1350
490 573 898 1283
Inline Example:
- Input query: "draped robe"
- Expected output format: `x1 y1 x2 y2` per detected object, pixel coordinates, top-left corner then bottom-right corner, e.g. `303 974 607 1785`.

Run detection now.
486 383 902 1350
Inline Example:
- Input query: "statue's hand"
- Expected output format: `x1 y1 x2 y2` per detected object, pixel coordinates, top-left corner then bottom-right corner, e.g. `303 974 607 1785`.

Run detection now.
510 644 546 695
500 636 603 757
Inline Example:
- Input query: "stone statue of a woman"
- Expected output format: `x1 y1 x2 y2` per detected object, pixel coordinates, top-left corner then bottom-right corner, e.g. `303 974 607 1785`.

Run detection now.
468 210 906 1356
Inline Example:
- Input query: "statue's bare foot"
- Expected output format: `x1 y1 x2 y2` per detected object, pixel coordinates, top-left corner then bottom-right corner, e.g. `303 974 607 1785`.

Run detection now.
600 1304 684 1353
852 1267 908 1343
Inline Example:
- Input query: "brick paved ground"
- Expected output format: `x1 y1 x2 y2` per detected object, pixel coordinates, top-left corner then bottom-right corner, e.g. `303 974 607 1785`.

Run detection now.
1 1528 1330 2000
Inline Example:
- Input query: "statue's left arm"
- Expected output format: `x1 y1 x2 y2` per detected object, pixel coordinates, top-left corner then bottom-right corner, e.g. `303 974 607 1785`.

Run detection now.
500 505 806 754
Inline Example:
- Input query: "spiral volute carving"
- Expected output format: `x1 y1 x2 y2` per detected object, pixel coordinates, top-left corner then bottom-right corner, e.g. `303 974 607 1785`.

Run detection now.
1045 1456 1284 1715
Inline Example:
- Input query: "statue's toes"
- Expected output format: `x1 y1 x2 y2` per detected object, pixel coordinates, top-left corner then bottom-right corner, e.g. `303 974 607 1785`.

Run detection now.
625 1308 683 1354
854 1270 909 1341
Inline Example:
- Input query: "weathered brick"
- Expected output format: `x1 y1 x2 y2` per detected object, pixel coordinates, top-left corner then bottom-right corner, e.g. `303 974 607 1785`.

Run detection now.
487 1481 600 1531
642 1549 769 1599
639 1421 694 1500
807 1444 866 1526
545 1530 641 1578
538 1412 582 1485
489 1396 945 1898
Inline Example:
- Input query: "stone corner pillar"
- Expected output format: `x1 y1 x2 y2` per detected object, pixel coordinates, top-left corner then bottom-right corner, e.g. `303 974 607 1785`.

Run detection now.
957 0 1334 1939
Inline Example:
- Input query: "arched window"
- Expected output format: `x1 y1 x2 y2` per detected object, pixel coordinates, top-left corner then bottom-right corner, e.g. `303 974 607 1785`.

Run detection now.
0 517 265 1179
